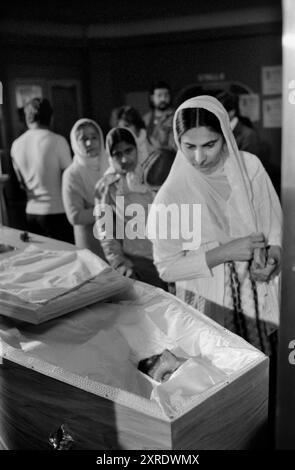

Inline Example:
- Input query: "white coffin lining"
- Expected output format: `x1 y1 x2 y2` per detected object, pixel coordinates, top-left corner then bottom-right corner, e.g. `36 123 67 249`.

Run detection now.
1 342 264 421
0 287 266 422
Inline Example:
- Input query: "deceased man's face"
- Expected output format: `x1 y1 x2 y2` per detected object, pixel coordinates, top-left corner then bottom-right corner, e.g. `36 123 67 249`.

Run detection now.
146 349 183 383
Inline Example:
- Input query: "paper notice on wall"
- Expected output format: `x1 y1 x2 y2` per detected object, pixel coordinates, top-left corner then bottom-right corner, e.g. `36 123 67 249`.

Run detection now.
263 98 282 128
15 85 43 108
262 66 282 95
239 94 260 122
197 72 225 82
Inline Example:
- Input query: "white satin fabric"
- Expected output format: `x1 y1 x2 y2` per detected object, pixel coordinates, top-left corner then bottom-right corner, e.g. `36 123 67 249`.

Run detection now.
0 244 108 303
0 281 263 417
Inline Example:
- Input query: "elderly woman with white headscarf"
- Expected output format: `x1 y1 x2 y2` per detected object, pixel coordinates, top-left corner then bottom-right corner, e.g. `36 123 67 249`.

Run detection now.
62 118 107 257
148 96 282 355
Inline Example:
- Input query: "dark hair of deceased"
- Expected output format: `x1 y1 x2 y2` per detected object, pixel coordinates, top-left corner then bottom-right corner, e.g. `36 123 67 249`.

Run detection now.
137 354 161 377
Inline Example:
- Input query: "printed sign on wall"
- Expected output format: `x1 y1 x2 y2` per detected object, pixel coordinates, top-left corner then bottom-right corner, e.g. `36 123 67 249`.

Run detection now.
262 66 282 95
263 98 282 128
239 94 260 122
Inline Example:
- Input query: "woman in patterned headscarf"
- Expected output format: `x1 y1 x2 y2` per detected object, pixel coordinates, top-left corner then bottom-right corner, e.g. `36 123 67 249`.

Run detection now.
94 127 167 289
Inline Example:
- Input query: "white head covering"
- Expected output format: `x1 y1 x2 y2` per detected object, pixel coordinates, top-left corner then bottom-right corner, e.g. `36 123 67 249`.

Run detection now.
150 95 258 249
147 95 281 327
105 126 138 170
70 118 105 171
105 127 149 193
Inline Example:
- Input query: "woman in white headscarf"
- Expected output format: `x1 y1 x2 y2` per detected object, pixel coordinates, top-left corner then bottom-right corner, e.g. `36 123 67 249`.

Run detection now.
62 118 107 257
115 105 151 173
115 105 176 190
94 127 167 289
147 96 282 355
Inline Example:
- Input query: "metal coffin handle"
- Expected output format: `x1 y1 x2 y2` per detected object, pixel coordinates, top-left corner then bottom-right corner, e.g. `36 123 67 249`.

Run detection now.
49 424 74 450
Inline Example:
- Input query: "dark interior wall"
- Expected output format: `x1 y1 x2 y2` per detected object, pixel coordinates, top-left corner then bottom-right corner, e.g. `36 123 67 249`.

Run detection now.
88 49 115 133
89 28 282 175
0 42 90 226
1 27 282 163
0 23 282 218
1 42 90 145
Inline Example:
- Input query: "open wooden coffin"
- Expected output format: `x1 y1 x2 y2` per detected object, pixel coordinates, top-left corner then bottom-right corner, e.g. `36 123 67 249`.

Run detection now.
0 279 269 450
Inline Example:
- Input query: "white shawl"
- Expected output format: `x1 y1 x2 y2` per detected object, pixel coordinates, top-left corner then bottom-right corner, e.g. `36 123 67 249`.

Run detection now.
70 118 107 192
148 95 282 325
168 95 258 245
104 127 149 193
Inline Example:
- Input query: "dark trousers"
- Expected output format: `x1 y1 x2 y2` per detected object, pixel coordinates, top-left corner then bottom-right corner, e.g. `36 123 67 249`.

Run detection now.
26 213 74 244
128 254 168 291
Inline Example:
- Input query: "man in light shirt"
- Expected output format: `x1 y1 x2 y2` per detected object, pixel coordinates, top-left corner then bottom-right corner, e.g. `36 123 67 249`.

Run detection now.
11 98 74 242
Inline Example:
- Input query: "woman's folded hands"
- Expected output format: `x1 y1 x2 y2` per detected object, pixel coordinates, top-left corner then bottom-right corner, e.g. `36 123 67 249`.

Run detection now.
250 245 281 282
